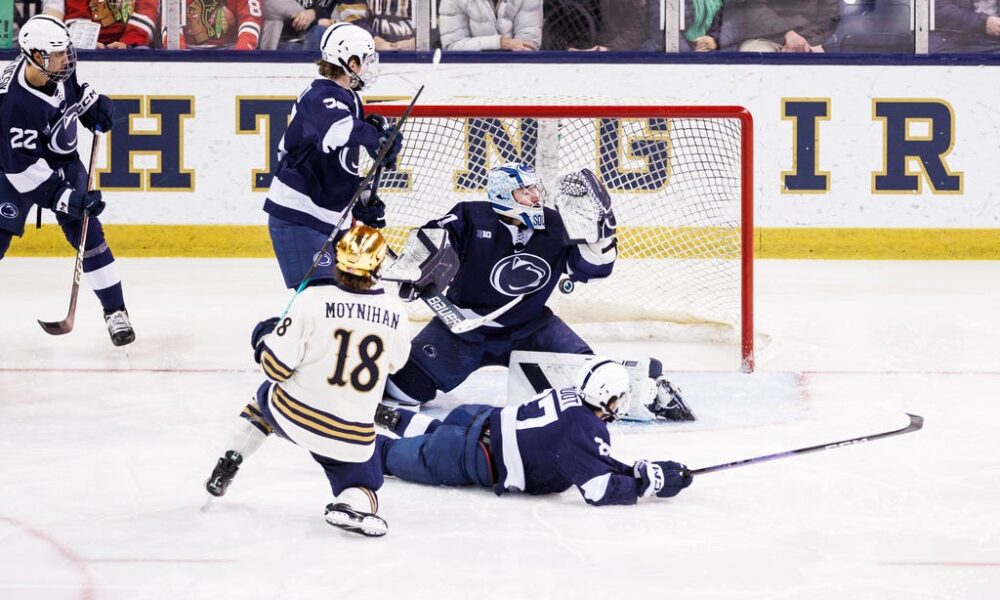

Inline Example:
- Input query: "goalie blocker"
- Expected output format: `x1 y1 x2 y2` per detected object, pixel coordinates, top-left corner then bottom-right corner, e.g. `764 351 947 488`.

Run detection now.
508 351 694 422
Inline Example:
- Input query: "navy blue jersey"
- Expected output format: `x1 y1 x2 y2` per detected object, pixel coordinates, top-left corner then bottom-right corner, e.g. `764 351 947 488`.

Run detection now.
488 387 641 506
426 201 615 333
264 78 382 235
0 57 94 208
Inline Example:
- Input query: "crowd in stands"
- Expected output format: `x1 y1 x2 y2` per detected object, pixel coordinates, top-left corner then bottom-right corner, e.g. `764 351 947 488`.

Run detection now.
9 0 1000 54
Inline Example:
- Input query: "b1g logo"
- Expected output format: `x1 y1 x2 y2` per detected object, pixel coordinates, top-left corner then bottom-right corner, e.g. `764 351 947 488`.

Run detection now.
489 253 551 297
0 202 18 219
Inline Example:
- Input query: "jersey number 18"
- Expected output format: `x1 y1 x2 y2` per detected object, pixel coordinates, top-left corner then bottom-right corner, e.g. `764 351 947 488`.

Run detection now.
327 328 385 393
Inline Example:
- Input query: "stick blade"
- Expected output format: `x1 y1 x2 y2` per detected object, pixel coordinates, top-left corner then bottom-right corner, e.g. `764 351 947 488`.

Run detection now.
903 413 924 432
38 318 73 335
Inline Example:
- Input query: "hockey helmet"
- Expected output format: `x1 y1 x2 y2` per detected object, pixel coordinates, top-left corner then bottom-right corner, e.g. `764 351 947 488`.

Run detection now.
487 163 546 229
336 224 388 277
18 15 76 83
576 360 631 422
320 23 379 89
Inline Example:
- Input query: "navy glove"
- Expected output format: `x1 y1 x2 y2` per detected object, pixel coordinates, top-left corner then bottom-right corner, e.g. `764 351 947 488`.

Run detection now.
377 127 403 166
54 184 105 218
80 93 115 133
251 316 280 364
634 460 692 499
366 114 388 133
352 191 386 229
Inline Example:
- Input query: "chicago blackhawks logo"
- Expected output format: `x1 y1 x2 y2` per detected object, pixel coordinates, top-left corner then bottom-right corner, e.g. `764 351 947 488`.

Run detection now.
89 0 136 26
489 253 551 297
187 0 234 43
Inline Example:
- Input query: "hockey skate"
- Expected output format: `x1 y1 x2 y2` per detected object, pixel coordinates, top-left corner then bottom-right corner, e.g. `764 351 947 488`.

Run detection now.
205 451 243 497
651 377 696 422
375 403 401 432
324 502 388 537
104 308 136 347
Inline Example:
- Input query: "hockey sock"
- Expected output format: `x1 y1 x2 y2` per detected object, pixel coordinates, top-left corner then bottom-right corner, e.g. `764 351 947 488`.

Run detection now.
81 243 125 312
224 414 270 458
399 411 440 437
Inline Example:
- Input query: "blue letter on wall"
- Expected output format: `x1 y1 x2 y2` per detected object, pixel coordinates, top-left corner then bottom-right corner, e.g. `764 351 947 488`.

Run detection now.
236 97 295 191
782 99 830 193
100 96 194 191
873 99 963 194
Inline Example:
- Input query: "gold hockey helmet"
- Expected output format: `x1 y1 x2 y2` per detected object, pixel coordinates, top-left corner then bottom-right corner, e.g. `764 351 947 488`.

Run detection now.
336 224 388 277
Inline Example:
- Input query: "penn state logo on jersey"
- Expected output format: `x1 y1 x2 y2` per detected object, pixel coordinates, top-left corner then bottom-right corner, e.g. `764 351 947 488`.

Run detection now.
0 202 19 219
48 110 78 155
312 250 334 267
489 253 551 297
338 146 360 176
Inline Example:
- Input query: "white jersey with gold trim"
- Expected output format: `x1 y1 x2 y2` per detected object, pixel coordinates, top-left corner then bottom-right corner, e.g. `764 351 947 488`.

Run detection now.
258 280 411 462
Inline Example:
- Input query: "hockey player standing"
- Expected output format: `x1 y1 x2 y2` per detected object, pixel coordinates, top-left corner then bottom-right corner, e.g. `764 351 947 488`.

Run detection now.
0 15 134 346
264 22 401 289
205 224 411 537
383 163 693 421
376 360 693 505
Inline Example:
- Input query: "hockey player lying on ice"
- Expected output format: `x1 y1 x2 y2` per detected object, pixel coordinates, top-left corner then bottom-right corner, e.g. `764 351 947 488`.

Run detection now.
375 360 693 506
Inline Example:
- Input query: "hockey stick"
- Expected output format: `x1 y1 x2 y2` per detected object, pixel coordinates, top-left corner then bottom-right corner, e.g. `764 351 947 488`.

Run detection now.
690 413 924 476
38 133 103 335
279 85 424 319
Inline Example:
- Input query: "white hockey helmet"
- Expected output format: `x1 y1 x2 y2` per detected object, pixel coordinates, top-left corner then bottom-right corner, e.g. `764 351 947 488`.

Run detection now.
576 360 631 422
319 23 379 89
18 15 76 83
487 163 546 229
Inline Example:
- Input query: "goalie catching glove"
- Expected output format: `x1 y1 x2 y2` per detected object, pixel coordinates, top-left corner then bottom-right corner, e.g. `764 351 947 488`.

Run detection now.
381 228 460 302
554 168 616 244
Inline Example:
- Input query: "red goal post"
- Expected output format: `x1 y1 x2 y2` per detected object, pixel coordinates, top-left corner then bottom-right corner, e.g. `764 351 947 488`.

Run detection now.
367 103 754 372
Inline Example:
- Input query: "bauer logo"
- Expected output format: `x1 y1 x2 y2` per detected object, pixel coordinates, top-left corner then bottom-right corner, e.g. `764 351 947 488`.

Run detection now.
489 253 551 297
0 202 18 219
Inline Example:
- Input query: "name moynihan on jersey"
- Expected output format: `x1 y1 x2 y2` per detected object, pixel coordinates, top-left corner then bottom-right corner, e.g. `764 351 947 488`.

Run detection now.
326 302 401 330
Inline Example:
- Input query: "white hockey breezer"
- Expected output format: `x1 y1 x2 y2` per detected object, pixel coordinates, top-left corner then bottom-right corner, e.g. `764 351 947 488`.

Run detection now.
508 351 694 422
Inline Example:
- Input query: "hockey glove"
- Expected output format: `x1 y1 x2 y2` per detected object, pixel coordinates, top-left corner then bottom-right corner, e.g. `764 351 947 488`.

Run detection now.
647 377 695 422
377 127 403 166
366 114 388 133
53 184 105 218
251 316 280 364
634 460 693 499
80 92 115 133
352 191 387 229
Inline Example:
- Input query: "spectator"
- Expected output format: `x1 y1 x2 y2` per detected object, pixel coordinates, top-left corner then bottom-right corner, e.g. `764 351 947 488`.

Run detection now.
932 0 1000 53
438 0 541 51
720 0 839 52
542 0 660 51
335 1 416 51
683 0 723 52
65 0 159 48
167 0 263 50
43 0 65 18
259 0 335 50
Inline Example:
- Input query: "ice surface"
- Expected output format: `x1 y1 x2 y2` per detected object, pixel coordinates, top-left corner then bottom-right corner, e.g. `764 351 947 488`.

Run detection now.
1 258 998 599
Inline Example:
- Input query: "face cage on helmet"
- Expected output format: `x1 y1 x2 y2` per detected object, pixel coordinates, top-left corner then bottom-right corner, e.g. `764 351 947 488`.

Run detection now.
342 52 380 90
24 44 77 83
496 181 547 229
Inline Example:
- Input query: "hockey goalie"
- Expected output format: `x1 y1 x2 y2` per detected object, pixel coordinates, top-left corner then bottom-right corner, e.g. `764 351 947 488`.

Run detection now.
381 164 695 422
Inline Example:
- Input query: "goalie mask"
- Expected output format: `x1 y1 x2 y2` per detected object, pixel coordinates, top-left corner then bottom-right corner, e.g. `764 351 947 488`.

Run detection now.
487 163 546 229
19 15 77 83
576 360 631 422
336 224 388 278
320 23 380 90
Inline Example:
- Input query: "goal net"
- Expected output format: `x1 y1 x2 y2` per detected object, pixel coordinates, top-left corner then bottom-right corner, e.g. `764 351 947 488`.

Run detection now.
365 103 754 371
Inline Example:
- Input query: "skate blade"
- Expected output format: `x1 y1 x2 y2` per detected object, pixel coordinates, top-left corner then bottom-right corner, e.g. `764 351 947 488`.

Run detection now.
325 510 387 537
